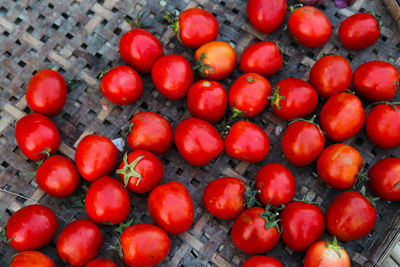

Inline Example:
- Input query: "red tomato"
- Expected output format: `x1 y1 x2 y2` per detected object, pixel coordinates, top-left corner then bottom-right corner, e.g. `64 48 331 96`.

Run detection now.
339 13 380 50
319 92 365 141
187 80 227 124
224 120 270 163
242 256 284 267
353 60 399 102
75 134 119 182
194 41 237 80
6 205 57 251
119 29 163 73
85 258 117 267
15 113 60 161
151 54 194 100
326 191 376 241
231 207 280 254
26 69 67 116
228 73 271 117
36 155 79 197
304 238 351 267
148 181 194 234
174 117 223 166
317 144 363 190
309 55 352 99
56 219 102 267
127 111 173 155
288 6 332 48
240 41 283 77
117 150 164 193
247 0 287 34
271 78 318 120
120 224 170 267
10 251 55 267
368 157 400 201
255 163 296 206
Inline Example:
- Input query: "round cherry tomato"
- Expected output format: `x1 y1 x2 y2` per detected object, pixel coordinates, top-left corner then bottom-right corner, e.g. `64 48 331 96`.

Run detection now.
228 73 271 117
10 251 55 267
85 258 117 267
242 256 284 267
36 155 79 197
56 219 102 267
194 41 236 80
174 117 223 166
353 60 399 102
368 157 400 201
26 69 67 116
224 120 270 163
309 55 352 99
148 181 194 234
119 29 163 73
187 80 227 124
288 6 332 48
304 238 351 267
15 113 60 161
127 111 173 155
326 191 376 241
75 134 119 182
338 13 380 50
247 0 287 34
6 204 58 251
319 92 365 141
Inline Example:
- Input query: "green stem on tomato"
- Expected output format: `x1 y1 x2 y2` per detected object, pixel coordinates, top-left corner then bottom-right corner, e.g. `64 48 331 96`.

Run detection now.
116 153 145 187
193 53 215 78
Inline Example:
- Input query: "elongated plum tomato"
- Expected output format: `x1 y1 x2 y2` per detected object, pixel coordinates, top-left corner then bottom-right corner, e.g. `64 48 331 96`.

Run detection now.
247 0 287 34
242 256 284 267
26 69 67 116
119 29 163 73
15 113 60 161
368 157 400 201
10 251 55 267
85 258 118 267
304 238 351 267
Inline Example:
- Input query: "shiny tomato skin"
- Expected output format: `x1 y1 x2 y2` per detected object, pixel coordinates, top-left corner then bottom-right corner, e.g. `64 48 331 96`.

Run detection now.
6 205 58 251
319 92 365 141
36 155 80 197
247 0 287 34
148 181 194 234
339 13 380 50
228 73 271 117
326 191 376 241
119 29 163 74
242 256 284 267
10 251 55 267
15 113 60 161
127 111 173 155
26 69 67 116
309 55 352 99
174 117 223 166
304 240 351 267
85 258 118 267
187 80 227 124
368 157 400 201
224 120 270 163
202 177 247 220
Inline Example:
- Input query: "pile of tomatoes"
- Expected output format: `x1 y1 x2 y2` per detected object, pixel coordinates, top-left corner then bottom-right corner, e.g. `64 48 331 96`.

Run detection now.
4 0 400 266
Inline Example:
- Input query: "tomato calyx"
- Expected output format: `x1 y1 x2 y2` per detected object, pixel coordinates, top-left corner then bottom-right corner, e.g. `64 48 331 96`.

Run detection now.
116 153 145 187
243 181 261 208
268 86 286 110
289 114 324 134
325 236 343 258
114 219 134 259
366 11 383 29
293 193 318 205
289 3 303 13
0 228 13 243
359 185 380 207
193 53 215 77
25 147 52 176
98 68 111 79
259 203 282 233
390 182 400 192
68 183 89 208
369 101 400 111
124 10 149 29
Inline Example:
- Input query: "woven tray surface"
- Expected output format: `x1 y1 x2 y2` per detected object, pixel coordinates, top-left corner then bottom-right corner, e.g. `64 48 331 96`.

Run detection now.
1 0 400 266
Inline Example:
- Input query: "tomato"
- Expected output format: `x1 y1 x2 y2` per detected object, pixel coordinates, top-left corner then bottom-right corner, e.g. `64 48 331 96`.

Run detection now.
288 6 332 48
270 78 318 120
309 55 352 99
319 92 365 141
353 60 399 102
194 41 236 80
6 204 58 251
56 219 102 267
36 155 79 197
255 163 296 206
228 73 271 117
75 134 119 182
26 69 67 116
242 256 284 267
117 150 164 193
10 251 55 267
187 80 227 124
240 41 283 77
304 238 351 267
338 13 380 50
224 120 270 163
326 191 376 241
317 144 363 190
247 0 287 34
148 181 194 234
127 111 173 155
231 207 280 254
85 258 117 267
368 157 400 201
15 113 60 161
174 117 223 166
120 224 170 267
119 28 163 73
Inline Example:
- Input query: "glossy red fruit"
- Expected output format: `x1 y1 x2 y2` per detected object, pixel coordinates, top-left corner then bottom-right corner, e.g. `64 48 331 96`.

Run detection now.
242 256 284 267
85 258 118 267
368 157 400 201
247 0 287 34
10 251 55 267
304 238 351 267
